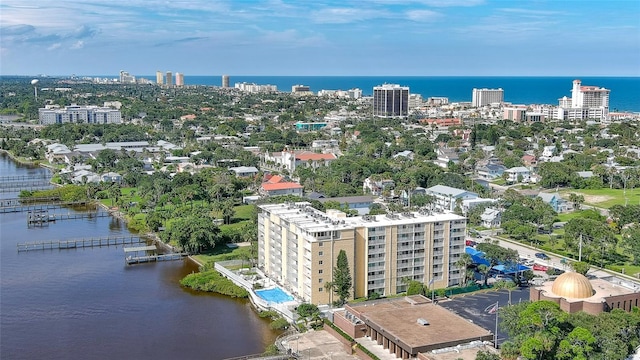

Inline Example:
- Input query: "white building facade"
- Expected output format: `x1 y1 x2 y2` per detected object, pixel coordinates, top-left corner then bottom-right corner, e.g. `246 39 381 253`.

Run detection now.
472 88 504 107
39 105 122 125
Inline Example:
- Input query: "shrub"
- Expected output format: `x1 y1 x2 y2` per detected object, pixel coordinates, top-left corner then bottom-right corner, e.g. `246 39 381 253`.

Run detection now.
180 270 249 298
270 317 290 330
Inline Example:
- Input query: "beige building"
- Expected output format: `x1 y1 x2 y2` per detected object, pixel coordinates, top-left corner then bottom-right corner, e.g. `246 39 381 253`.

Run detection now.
257 203 466 305
156 71 163 85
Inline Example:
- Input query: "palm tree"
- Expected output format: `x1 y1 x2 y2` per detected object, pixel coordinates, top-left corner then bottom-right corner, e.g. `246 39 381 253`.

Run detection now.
478 264 491 287
493 279 517 305
454 253 474 285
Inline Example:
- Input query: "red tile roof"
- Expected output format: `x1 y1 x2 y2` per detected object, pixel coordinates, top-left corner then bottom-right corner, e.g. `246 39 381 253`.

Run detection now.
261 182 303 191
296 152 337 161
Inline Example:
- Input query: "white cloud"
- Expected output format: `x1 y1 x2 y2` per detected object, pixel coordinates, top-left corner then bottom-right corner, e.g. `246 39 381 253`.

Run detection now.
47 43 61 51
70 41 84 49
406 9 441 22
310 7 384 24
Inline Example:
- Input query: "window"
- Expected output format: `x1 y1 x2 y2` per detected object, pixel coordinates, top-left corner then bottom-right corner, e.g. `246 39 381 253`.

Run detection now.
319 288 323 292
319 260 323 265
319 251 323 256
319 278 323 283
319 270 323 274
318 242 324 247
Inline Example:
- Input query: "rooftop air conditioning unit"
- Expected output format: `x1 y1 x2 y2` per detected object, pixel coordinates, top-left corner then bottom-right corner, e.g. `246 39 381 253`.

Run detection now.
417 318 429 326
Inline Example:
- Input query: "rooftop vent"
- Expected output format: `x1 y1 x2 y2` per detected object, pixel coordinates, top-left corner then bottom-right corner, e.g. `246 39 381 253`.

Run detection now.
417 318 430 326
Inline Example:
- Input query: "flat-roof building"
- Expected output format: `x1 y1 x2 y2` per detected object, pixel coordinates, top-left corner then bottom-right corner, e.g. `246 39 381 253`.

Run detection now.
257 203 466 305
373 84 409 118
334 296 493 359
39 105 122 125
472 88 504 107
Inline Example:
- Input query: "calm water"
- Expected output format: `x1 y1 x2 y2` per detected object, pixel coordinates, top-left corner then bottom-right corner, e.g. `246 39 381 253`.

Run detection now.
144 75 640 112
0 153 277 360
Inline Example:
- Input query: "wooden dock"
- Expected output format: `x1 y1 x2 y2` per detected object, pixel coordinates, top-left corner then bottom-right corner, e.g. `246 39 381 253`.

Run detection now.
1 185 54 193
125 253 189 265
27 210 110 227
17 236 147 252
123 245 188 265
0 200 94 213
0 196 60 206
0 174 51 182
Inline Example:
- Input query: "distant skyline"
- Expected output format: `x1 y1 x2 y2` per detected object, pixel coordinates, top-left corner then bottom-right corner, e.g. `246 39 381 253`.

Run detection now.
1 0 639 77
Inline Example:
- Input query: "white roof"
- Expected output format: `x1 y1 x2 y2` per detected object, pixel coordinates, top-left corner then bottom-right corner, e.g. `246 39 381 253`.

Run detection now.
426 185 472 197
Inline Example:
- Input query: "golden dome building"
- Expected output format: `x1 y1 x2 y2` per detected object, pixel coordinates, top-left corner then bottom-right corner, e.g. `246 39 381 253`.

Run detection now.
530 272 640 315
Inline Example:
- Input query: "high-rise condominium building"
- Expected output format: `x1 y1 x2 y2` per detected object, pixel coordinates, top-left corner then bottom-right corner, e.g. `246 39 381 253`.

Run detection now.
119 70 135 84
175 72 184 86
156 71 164 85
472 88 504 107
166 71 173 86
571 79 610 109
222 75 230 88
373 84 409 118
258 202 466 305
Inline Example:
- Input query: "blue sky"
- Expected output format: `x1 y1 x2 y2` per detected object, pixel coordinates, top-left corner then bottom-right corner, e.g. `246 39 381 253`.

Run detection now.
1 0 639 76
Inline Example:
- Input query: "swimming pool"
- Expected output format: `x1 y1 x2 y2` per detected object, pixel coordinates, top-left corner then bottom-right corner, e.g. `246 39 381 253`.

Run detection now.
255 287 294 303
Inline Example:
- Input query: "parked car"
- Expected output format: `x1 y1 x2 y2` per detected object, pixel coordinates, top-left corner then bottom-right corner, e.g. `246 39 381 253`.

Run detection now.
533 263 549 272
523 259 535 266
547 268 565 276
535 252 550 260
466 239 477 247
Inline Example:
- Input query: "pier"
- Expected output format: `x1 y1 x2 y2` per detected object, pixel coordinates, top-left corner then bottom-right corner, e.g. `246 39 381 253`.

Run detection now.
0 174 51 182
17 236 147 252
1 185 54 193
27 210 110 227
1 200 94 213
0 196 61 206
124 245 188 265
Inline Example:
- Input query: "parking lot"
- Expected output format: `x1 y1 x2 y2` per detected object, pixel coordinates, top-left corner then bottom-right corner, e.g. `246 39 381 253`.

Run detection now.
438 288 530 346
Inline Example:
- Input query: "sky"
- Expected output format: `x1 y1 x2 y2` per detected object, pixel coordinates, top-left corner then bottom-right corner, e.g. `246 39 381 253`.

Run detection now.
1 0 639 76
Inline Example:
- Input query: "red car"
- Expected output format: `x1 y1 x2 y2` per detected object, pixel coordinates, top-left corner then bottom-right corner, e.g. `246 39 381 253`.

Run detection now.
532 263 548 272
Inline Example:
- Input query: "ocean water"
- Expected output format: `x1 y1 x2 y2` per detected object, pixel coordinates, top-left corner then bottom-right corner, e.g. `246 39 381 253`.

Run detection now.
141 76 640 112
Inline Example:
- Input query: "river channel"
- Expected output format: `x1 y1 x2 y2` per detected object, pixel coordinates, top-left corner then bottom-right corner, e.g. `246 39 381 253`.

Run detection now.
0 153 278 360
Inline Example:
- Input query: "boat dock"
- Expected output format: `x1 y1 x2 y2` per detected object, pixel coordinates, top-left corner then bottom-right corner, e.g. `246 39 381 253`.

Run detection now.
124 245 188 265
17 236 147 252
27 210 110 227
1 200 94 213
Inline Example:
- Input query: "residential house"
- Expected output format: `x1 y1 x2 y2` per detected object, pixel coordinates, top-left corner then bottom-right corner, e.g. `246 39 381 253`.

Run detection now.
521 154 538 167
434 148 459 168
229 166 259 177
425 185 478 212
317 195 374 215
462 198 497 214
363 177 395 196
262 149 337 173
537 192 571 213
45 143 73 164
504 167 531 183
260 175 303 197
101 172 123 183
392 150 414 160
481 208 502 228
476 163 506 180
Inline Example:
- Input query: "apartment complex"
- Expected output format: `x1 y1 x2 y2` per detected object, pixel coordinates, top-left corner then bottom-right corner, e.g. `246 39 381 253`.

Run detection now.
166 71 173 86
222 75 230 88
234 82 278 93
258 203 466 305
472 88 504 107
39 105 122 125
373 84 409 118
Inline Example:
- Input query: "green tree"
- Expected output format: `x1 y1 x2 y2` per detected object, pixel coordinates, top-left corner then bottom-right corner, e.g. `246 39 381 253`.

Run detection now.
556 327 596 360
475 350 500 360
571 261 591 276
332 250 352 305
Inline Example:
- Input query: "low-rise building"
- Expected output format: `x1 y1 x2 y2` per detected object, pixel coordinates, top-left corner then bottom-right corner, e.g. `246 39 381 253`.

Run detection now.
424 185 478 212
39 105 122 124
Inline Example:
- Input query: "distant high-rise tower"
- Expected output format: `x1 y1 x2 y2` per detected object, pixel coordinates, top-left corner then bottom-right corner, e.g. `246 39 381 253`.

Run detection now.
166 71 173 86
570 79 609 109
156 71 164 85
472 88 503 107
373 84 409 118
222 75 229 88
175 72 184 86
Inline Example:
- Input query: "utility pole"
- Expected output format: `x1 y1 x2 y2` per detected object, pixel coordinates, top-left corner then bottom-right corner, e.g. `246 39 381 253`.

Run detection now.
578 233 583 262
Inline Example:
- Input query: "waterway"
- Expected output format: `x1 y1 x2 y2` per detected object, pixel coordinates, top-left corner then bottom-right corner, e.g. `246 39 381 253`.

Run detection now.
0 153 278 360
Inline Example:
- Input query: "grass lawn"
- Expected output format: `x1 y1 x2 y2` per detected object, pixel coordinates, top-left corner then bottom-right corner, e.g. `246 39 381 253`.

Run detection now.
561 188 640 208
233 205 254 220
193 245 252 266
556 210 602 222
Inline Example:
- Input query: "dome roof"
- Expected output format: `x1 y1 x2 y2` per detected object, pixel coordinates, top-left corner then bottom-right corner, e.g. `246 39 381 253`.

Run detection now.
551 272 594 299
